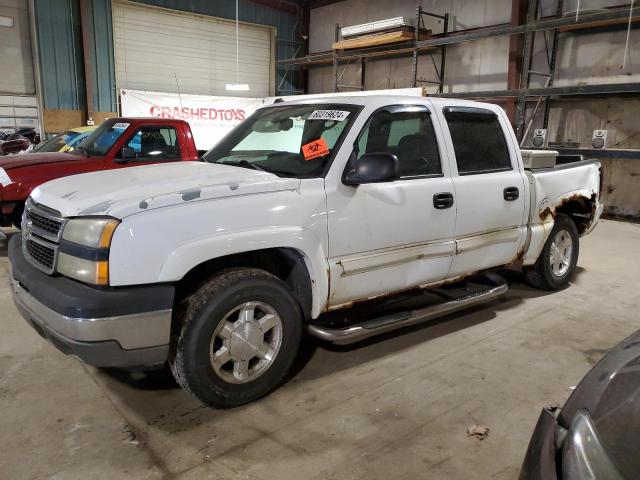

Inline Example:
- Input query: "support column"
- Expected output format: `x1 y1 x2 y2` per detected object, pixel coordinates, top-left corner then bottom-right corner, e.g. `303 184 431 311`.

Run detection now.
505 0 528 125
79 0 93 126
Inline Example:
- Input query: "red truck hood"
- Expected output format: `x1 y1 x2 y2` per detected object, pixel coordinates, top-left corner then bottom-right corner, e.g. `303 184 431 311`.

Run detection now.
0 152 83 170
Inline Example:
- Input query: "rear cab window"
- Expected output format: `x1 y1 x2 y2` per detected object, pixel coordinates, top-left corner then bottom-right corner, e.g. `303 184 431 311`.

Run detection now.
443 107 512 175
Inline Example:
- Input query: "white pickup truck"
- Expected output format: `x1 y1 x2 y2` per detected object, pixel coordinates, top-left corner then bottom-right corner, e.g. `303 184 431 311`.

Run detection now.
8 96 602 408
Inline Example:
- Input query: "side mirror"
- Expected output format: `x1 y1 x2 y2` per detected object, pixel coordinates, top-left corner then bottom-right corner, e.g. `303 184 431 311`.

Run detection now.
343 152 398 186
117 147 137 163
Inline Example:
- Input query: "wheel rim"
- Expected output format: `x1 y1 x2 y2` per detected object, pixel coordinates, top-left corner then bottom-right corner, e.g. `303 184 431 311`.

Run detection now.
209 301 283 384
549 229 573 278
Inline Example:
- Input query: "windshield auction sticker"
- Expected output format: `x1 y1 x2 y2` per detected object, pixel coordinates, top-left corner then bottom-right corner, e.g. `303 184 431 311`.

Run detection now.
112 122 130 130
0 167 13 187
307 110 350 121
302 138 330 161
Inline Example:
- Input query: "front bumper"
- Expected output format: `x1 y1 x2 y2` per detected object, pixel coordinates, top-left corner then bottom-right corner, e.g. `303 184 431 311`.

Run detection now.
519 407 561 480
8 235 174 368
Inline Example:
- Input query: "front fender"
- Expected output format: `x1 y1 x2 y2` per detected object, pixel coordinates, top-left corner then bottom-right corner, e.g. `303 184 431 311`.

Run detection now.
158 226 330 318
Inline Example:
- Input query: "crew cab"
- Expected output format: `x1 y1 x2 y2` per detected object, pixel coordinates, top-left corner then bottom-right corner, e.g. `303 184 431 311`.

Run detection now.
0 117 199 238
8 96 603 408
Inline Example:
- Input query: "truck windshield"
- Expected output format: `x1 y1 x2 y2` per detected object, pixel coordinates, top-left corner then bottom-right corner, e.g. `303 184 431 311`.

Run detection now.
75 120 130 156
202 104 361 177
36 131 82 153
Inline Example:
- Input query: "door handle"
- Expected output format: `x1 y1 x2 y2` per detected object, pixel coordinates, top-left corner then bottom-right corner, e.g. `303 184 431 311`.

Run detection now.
503 186 519 201
433 192 454 209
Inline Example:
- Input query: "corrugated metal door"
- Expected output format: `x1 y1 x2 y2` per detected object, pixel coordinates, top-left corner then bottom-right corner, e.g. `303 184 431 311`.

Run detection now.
112 1 274 97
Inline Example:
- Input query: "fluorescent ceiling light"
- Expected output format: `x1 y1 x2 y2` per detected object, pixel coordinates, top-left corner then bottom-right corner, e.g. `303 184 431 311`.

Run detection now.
225 83 250 91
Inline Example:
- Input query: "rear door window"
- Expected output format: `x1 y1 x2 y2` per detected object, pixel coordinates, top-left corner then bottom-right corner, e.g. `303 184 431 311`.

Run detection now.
444 107 512 175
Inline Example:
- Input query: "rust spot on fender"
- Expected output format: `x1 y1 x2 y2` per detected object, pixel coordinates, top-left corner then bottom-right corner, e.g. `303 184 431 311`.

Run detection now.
512 246 526 265
538 192 598 234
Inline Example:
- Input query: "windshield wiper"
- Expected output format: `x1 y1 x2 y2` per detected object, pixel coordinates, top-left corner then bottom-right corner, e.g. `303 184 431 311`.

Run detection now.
223 160 268 172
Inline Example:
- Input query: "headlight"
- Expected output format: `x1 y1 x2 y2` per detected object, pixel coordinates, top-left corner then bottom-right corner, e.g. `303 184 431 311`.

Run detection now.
58 218 119 285
62 218 119 248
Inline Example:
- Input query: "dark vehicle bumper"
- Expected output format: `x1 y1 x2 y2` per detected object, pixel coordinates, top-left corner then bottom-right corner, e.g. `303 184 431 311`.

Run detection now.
8 235 174 368
519 406 560 480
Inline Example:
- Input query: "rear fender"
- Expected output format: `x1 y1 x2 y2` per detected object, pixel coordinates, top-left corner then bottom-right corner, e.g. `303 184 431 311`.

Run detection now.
521 189 599 266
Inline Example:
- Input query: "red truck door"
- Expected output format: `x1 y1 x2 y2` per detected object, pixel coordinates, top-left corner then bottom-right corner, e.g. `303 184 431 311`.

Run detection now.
106 121 199 169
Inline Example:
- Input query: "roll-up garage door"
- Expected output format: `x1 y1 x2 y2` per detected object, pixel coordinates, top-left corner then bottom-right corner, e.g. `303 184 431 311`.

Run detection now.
112 1 274 97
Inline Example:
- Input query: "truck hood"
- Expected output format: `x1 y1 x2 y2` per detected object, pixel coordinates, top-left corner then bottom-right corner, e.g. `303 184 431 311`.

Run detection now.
0 151 83 170
30 161 301 218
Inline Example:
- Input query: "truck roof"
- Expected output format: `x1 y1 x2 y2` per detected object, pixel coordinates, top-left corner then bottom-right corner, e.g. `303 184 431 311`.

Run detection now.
106 117 190 124
275 94 498 111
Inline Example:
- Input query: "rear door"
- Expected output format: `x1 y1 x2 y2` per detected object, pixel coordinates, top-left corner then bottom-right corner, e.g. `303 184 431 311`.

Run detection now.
439 106 527 276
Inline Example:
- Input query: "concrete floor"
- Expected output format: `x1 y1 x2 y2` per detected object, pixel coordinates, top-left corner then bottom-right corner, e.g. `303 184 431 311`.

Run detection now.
1 219 639 480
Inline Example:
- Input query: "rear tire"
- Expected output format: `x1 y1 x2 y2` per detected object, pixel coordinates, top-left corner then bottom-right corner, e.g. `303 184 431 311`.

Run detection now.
524 214 579 291
170 268 303 408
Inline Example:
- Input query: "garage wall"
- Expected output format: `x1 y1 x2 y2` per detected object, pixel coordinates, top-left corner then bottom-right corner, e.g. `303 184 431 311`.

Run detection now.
0 0 35 95
32 0 301 132
308 0 639 94
308 0 512 94
0 0 39 133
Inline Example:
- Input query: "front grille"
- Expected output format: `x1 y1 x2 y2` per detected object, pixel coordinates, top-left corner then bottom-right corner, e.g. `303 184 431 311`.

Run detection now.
25 238 55 270
23 199 64 274
26 208 62 239
24 199 64 242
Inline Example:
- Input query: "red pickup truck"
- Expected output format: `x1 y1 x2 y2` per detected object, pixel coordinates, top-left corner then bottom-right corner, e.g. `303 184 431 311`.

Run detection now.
0 118 200 237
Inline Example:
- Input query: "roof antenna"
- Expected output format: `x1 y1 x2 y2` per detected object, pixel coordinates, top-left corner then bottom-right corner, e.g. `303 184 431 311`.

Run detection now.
622 0 634 71
174 72 184 113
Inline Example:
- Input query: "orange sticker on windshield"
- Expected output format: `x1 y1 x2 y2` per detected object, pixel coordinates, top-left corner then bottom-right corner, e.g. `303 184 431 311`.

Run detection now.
301 138 329 161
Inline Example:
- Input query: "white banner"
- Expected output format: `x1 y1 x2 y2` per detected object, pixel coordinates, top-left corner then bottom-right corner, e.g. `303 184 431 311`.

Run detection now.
120 89 274 150
120 87 425 150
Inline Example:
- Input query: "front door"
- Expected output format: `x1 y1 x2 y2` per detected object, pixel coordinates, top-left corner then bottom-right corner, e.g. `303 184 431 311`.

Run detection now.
326 105 457 307
440 106 528 277
111 124 184 167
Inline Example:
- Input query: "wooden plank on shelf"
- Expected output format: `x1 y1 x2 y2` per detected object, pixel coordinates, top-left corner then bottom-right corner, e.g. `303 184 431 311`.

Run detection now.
333 28 431 50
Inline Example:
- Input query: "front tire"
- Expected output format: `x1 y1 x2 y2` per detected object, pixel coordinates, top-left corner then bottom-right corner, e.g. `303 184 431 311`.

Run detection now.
524 214 579 290
170 268 303 408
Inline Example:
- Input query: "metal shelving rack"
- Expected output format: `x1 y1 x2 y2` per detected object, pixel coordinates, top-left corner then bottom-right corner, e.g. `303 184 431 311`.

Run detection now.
278 3 640 154
329 6 449 93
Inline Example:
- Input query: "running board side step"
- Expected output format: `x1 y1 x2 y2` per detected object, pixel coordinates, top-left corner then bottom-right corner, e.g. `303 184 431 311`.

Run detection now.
308 273 508 345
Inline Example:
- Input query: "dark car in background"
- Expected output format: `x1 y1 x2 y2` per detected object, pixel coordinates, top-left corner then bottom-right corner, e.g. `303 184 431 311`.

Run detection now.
520 330 640 479
0 128 41 155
